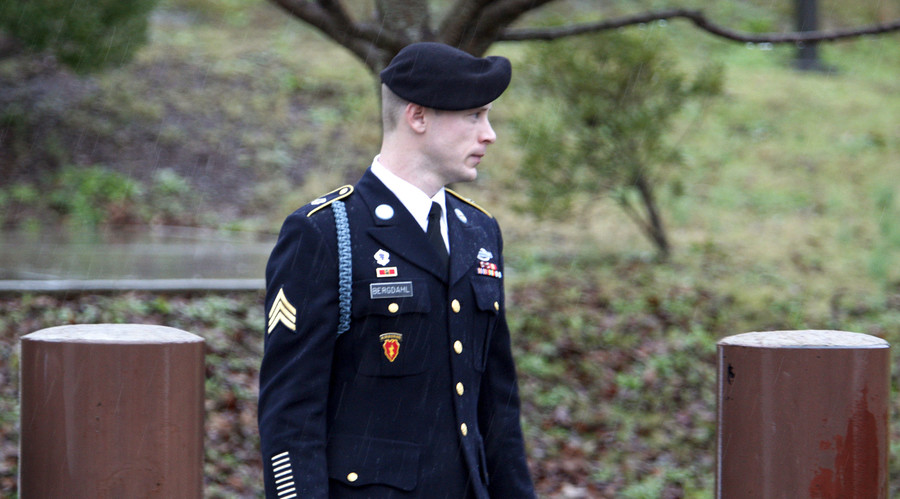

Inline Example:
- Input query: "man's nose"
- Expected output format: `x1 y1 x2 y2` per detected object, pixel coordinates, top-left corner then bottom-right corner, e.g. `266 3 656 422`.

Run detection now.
480 120 497 144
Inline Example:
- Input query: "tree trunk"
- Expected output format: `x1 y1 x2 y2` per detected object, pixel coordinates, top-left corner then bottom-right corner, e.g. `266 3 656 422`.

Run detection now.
634 172 670 259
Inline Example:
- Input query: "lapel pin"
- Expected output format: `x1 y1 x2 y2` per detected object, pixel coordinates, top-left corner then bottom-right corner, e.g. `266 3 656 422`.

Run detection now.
375 204 395 220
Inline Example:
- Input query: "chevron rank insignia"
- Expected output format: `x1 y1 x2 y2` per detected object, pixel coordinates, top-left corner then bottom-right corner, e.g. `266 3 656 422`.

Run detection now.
268 287 297 334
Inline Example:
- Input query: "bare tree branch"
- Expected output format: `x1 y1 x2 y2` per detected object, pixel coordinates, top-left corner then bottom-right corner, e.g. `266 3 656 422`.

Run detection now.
500 8 900 44
268 0 405 71
375 0 433 44
438 0 495 46
268 1 900 76
316 0 355 27
445 0 558 55
459 0 557 54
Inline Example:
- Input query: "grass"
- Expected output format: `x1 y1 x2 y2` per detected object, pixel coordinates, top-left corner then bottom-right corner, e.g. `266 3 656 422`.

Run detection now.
1 1 899 497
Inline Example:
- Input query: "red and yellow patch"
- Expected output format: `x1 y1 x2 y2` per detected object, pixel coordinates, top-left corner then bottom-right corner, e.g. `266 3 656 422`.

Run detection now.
379 333 402 362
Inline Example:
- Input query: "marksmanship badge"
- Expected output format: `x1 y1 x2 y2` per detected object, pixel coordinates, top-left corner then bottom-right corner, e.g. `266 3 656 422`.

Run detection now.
380 333 402 362
374 249 391 266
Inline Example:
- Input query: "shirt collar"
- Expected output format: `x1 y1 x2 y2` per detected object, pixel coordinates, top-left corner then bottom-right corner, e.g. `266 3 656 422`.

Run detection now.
371 156 446 233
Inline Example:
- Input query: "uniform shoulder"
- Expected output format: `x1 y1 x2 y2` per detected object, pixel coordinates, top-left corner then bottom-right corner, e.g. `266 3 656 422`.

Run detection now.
446 188 493 219
299 185 355 218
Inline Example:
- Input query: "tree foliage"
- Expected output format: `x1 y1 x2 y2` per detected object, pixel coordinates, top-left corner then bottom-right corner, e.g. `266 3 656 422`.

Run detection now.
0 0 159 73
513 29 723 258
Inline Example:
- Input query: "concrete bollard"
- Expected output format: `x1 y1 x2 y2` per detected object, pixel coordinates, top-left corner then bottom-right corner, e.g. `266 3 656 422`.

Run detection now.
19 324 205 498
716 330 889 498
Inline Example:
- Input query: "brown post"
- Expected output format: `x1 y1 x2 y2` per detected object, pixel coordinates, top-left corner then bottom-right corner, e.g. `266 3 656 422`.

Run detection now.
717 330 889 498
19 324 205 498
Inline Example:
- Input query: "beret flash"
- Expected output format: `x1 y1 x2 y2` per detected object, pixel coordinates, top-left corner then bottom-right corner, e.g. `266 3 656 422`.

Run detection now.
380 42 512 111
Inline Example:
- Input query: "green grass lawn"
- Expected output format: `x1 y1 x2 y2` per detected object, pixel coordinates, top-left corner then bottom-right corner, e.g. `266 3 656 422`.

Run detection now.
1 1 899 497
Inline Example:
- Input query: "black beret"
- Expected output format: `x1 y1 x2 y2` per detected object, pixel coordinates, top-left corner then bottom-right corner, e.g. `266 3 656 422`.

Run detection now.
380 42 511 111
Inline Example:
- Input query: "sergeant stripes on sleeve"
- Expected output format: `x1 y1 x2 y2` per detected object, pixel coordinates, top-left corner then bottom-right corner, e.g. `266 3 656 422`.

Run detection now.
271 451 297 498
268 288 297 334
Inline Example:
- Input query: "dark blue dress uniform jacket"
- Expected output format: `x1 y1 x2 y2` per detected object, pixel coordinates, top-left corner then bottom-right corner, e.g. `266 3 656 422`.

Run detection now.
259 168 536 498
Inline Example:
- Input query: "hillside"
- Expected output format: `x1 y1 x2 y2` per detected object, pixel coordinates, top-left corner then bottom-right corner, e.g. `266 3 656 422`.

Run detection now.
1 1 899 497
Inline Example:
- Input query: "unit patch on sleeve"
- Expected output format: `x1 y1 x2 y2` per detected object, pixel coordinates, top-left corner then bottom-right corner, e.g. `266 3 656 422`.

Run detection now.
267 287 297 334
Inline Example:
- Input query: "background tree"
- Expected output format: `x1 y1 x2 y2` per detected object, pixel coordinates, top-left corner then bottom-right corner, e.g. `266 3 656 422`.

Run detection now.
513 30 723 259
0 0 159 73
267 0 900 74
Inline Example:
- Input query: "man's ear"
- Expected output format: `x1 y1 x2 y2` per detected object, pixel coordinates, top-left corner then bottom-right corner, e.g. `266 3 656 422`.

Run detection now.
404 103 428 134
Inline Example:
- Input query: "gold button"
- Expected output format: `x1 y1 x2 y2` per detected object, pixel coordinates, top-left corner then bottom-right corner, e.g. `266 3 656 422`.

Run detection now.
347 472 358 482
388 303 399 313
453 340 463 354
456 382 464 396
460 423 468 436
339 187 350 195
451 299 461 313
494 301 500 311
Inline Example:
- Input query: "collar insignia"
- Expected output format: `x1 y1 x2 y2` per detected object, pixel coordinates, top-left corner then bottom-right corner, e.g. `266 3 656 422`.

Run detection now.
375 204 395 220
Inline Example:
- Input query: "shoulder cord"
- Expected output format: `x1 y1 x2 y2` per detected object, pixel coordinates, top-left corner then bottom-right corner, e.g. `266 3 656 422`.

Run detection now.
332 200 352 335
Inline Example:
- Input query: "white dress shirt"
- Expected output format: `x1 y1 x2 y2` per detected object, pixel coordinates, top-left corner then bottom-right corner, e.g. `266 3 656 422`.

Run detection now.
371 157 449 253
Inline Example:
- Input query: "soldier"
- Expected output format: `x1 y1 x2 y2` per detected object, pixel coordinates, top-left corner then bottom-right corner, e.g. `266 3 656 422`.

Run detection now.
259 42 536 498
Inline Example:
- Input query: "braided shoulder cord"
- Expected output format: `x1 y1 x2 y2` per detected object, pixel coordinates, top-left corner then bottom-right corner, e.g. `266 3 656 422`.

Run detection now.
332 200 352 335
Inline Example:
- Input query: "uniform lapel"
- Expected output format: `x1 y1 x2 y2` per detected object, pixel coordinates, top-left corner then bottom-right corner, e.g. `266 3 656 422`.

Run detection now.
447 196 488 286
356 170 448 281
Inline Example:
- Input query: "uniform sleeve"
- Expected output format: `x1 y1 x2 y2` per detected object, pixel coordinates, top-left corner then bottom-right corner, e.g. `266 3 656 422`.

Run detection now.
259 210 341 499
478 220 537 498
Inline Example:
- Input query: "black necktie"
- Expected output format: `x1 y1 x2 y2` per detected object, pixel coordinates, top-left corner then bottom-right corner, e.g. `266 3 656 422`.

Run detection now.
426 202 449 272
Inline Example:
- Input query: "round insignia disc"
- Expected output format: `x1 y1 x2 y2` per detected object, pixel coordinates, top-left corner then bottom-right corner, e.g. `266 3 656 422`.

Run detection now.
455 208 467 223
375 204 394 220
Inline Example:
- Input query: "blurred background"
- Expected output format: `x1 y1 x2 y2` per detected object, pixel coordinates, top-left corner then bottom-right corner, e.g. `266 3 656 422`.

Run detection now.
1 0 898 497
